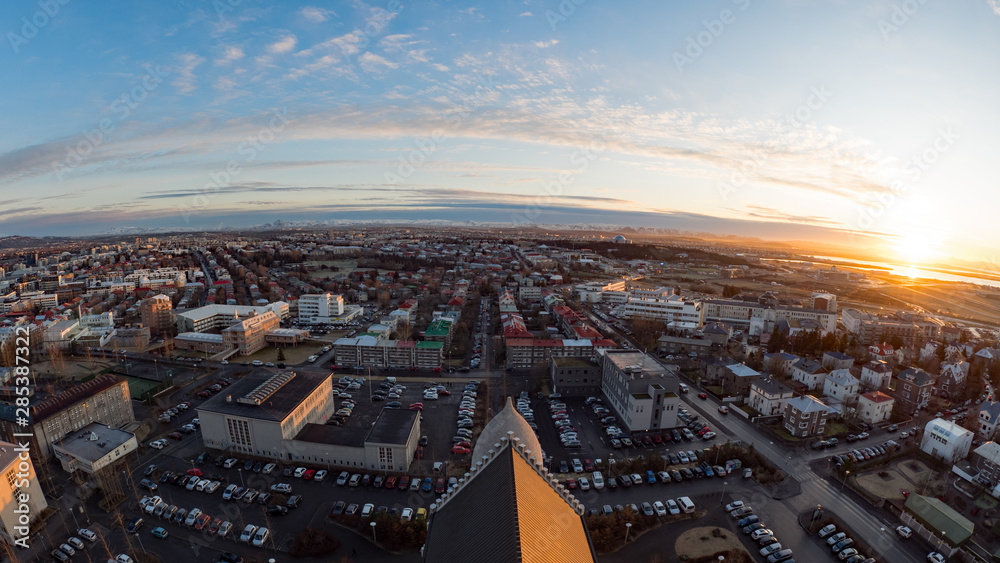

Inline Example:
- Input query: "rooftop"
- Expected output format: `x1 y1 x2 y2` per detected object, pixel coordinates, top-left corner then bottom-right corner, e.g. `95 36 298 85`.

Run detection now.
752 378 793 396
197 371 330 422
366 408 419 445
861 391 894 404
552 356 595 368
294 423 368 448
786 395 829 414
53 422 134 461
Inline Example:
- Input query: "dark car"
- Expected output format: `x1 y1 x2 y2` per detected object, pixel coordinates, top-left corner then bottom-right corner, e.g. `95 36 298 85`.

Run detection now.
559 461 569 473
331 500 346 516
252 461 263 473
126 517 144 534
244 459 255 471
218 553 244 563
282 466 295 477
266 505 289 516
286 495 302 508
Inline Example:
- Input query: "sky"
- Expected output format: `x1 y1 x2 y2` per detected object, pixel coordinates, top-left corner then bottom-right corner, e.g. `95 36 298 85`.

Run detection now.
1 1 998 266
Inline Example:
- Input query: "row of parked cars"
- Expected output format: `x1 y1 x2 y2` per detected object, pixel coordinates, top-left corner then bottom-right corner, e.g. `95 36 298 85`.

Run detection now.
817 523 878 563
548 395 581 448
48 528 108 563
196 377 233 398
331 500 428 521
453 382 480 439
727 501 795 562
137 495 273 547
830 441 899 467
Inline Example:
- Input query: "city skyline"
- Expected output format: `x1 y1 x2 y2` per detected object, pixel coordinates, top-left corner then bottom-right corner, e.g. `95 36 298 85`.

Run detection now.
2 1 998 266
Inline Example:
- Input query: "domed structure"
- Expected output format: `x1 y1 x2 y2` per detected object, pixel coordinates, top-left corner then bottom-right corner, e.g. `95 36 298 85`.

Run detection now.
472 396 543 461
612 235 627 243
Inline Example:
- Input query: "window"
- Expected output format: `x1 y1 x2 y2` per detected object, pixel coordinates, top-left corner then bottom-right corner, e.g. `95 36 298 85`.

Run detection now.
378 447 393 468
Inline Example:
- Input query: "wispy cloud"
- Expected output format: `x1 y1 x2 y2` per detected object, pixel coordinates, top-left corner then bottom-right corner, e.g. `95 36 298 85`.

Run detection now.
173 52 205 94
268 35 298 54
533 40 559 48
300 6 335 22
359 52 398 73
990 0 1000 15
215 46 244 65
519 11 533 17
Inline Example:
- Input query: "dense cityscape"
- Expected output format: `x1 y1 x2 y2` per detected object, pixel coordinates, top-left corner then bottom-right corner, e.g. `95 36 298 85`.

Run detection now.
3 2 999 563
0 229 998 563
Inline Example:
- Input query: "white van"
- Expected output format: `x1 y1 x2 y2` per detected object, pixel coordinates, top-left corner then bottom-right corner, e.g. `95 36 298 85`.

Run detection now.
678 383 689 393
677 496 695 513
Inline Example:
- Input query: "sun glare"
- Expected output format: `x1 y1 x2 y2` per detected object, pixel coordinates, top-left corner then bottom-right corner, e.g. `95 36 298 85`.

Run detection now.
893 233 941 265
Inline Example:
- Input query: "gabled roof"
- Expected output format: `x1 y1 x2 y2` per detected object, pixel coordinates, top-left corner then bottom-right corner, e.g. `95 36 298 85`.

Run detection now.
898 368 935 386
974 441 1000 465
825 369 858 388
863 360 891 373
786 395 828 414
860 391 893 404
904 494 974 545
792 358 827 375
979 401 1000 421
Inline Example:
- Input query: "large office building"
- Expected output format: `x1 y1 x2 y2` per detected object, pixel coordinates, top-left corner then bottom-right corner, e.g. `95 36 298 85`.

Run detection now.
550 357 600 396
599 350 679 432
52 422 138 474
175 302 289 333
333 337 444 369
0 440 49 548
703 299 836 336
297 292 362 323
612 290 705 330
198 371 335 459
291 408 420 472
0 374 135 461
221 310 280 356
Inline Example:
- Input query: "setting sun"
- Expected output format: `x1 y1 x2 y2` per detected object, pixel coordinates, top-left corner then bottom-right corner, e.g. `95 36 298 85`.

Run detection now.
892 232 943 265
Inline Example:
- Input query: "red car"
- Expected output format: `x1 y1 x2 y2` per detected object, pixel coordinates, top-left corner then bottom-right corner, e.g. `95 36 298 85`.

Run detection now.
565 479 577 490
409 403 424 411
583 459 594 472
454 440 471 449
414 447 424 459
168 432 183 440
303 469 316 480
698 392 708 399
451 445 470 455
196 391 211 398
186 468 203 476
398 476 410 490
385 476 397 489
434 478 446 493
652 434 663 444
432 367 442 372
437 389 450 396
330 365 340 370
698 427 710 436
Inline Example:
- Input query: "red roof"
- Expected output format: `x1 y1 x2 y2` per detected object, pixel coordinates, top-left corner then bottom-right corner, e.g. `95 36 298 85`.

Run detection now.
861 391 893 403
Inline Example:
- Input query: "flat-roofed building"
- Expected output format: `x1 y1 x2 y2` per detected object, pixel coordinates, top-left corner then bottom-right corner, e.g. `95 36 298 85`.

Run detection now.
290 408 420 472
175 302 289 333
52 422 137 474
599 350 679 432
140 294 173 336
297 293 345 322
175 332 227 354
198 371 334 459
550 356 600 396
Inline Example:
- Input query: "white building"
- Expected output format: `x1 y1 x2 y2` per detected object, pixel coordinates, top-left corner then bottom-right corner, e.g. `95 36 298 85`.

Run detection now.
978 401 1000 440
748 378 795 417
176 302 289 333
860 360 892 391
612 291 704 330
297 293 345 322
823 369 860 403
790 358 828 391
921 418 973 463
52 422 138 474
857 391 894 424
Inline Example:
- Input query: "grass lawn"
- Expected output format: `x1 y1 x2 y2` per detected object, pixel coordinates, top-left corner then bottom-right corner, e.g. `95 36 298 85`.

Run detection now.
242 344 326 365
824 422 848 437
167 349 212 359
773 427 804 443
675 527 750 560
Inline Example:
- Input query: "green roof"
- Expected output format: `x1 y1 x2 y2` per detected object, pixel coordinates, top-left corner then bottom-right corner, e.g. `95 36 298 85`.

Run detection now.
425 320 452 337
632 393 652 400
360 332 383 338
416 341 444 349
904 494 974 545
552 357 593 367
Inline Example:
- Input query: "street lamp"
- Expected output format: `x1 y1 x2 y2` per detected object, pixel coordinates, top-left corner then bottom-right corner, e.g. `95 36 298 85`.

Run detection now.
370 521 377 545
720 481 728 503
841 470 850 492
624 522 632 544
238 468 244 486
938 530 946 551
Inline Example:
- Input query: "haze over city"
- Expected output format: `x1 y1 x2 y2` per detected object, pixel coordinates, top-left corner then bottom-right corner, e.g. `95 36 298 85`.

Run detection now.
2 1 999 267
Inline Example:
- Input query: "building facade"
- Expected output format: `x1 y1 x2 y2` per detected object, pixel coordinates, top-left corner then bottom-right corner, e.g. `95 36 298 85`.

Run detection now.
823 369 860 403
896 368 936 414
550 357 601 396
782 395 829 438
140 294 174 336
920 418 973 463
860 360 892 391
857 391 894 424
599 350 679 432
790 358 828 391
0 440 48 548
748 378 795 417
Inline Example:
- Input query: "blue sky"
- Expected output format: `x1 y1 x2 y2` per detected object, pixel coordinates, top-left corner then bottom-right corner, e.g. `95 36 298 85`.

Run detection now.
2 0 998 265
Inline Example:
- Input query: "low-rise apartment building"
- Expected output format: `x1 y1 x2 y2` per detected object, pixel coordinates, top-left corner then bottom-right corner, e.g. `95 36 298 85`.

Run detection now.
857 391 894 424
748 378 795 417
783 395 829 438
599 350 679 432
